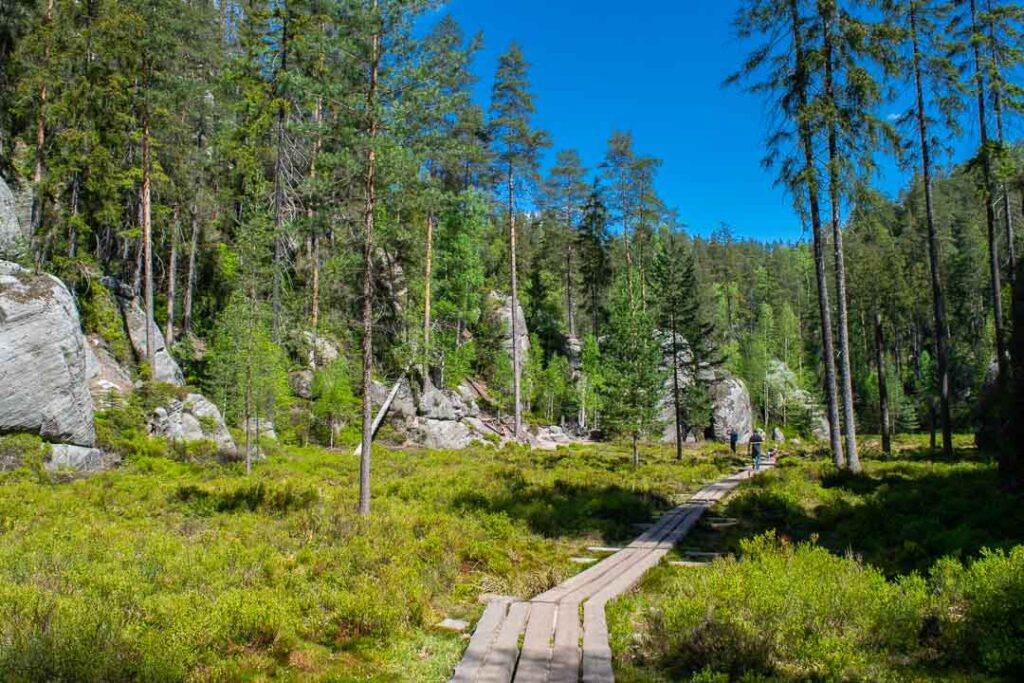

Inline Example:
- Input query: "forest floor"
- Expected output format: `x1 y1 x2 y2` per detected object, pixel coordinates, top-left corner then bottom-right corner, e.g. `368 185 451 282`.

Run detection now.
608 434 1024 682
0 438 745 682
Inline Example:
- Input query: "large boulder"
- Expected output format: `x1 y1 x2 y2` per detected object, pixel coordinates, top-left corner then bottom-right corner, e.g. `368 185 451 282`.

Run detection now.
289 369 314 400
410 418 476 450
303 331 339 368
0 261 96 446
488 291 529 365
47 444 111 473
710 374 754 443
370 378 417 422
149 393 236 453
103 281 184 386
0 176 27 256
656 333 752 444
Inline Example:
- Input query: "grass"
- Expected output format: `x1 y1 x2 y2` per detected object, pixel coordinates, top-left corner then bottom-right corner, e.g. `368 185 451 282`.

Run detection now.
0 437 742 682
608 435 1024 682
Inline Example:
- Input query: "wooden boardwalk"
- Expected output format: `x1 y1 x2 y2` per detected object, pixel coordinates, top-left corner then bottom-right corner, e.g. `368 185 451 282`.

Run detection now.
450 465 769 683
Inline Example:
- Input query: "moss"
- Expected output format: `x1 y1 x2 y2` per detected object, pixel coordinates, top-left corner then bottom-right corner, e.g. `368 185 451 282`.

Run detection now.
79 281 133 368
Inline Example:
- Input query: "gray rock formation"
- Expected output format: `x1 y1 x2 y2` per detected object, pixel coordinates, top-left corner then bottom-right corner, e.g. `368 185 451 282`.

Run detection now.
766 360 830 440
488 291 529 365
244 418 277 442
116 294 184 385
0 176 28 255
46 444 110 473
0 261 96 446
370 378 417 421
303 331 340 368
410 418 476 450
85 334 133 408
149 393 236 453
657 333 753 444
709 375 754 443
289 369 314 400
772 427 786 443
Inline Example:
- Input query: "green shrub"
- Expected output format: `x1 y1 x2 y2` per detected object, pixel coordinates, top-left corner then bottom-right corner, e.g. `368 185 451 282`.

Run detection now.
0 434 47 473
78 281 133 369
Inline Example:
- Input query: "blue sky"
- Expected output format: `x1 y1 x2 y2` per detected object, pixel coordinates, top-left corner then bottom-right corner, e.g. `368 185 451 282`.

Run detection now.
440 0 997 244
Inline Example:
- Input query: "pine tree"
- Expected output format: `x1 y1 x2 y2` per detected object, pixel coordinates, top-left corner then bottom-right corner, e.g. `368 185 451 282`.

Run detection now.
489 42 550 441
543 149 589 340
577 184 612 338
884 0 963 458
731 0 846 467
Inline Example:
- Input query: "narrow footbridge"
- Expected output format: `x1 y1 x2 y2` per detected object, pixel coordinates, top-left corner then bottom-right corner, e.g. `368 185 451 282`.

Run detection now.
449 466 767 683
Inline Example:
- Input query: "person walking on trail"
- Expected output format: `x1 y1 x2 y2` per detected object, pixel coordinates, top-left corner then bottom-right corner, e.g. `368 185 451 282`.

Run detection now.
729 428 739 454
749 429 764 471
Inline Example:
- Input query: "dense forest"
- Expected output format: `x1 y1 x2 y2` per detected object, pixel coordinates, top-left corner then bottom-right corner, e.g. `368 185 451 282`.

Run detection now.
1 0 1022 503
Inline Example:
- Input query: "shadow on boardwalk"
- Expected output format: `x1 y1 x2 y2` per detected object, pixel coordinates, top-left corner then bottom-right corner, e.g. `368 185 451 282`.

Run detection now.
452 475 675 543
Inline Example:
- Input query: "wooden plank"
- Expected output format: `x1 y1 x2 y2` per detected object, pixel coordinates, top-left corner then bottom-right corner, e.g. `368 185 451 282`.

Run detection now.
476 601 531 683
548 601 581 683
581 600 613 683
450 601 511 683
513 602 557 682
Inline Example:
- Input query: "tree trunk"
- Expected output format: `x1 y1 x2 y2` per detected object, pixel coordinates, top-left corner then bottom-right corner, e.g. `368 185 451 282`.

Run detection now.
423 211 434 373
875 313 891 456
632 431 639 468
359 7 380 517
183 200 199 336
970 0 1007 380
67 174 80 259
823 9 860 472
986 2 1016 289
671 315 683 461
142 117 155 369
271 4 290 342
509 160 523 441
790 0 844 467
911 6 953 458
165 208 178 346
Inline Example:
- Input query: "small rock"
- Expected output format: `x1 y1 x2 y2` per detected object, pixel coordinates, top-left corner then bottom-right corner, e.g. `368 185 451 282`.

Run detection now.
436 618 470 633
46 444 110 473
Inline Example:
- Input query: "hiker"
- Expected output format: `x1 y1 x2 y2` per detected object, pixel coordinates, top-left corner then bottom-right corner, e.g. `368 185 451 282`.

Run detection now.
749 429 764 471
729 428 739 454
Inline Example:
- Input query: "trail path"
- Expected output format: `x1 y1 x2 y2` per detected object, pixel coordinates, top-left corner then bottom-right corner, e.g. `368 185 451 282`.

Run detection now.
449 464 770 683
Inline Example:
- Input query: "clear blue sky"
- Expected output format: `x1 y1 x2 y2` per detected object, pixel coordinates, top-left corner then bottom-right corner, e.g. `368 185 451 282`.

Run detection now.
439 0 987 244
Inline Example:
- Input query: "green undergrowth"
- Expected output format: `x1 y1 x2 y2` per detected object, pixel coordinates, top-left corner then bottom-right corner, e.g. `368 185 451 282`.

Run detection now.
609 436 1024 682
0 439 738 681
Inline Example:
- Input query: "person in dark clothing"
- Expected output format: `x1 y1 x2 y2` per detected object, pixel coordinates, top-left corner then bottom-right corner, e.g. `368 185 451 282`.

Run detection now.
749 429 764 471
729 429 739 454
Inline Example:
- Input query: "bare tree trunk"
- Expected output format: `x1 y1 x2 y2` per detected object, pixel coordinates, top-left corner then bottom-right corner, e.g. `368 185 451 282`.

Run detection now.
671 315 683 461
970 0 1007 380
911 6 953 458
67 174 80 259
30 0 54 244
142 117 155 369
790 0 843 467
271 4 290 341
875 313 891 456
823 9 859 472
632 431 639 468
509 160 523 440
359 6 380 517
183 200 199 335
165 208 178 346
423 211 434 377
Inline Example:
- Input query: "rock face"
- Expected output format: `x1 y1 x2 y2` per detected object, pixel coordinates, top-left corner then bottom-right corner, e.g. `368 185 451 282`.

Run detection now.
149 393 236 453
47 444 110 473
410 419 475 450
766 360 830 440
488 291 529 366
0 176 27 255
289 369 314 400
303 331 340 368
657 333 753 444
116 294 184 385
85 335 133 408
709 375 754 443
0 261 96 446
